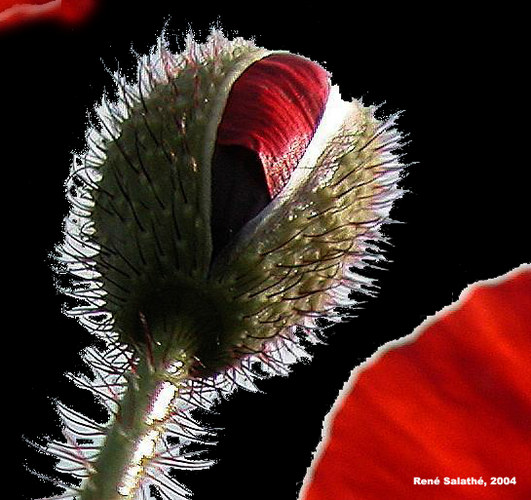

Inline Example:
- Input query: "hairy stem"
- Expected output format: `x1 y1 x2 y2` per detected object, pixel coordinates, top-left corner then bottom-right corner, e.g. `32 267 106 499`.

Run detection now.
80 352 188 500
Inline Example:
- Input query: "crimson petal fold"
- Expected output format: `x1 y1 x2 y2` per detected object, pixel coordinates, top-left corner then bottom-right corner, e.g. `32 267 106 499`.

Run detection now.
216 54 330 198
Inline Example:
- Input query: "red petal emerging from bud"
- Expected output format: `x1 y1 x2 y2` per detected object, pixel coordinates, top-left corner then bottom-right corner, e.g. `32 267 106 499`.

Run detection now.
217 54 330 198
301 265 531 500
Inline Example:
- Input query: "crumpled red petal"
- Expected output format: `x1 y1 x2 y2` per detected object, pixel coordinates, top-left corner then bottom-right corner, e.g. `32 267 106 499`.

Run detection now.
300 265 531 500
216 54 330 198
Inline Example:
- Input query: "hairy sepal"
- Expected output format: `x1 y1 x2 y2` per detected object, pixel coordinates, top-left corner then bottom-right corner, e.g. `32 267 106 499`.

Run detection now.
85 33 269 365
211 90 405 358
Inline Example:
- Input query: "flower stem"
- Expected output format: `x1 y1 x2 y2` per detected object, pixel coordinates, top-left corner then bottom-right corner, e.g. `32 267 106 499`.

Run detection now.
80 350 188 500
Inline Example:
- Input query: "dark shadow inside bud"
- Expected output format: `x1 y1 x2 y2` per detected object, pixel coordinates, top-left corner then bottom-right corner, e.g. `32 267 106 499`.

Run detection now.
210 144 271 257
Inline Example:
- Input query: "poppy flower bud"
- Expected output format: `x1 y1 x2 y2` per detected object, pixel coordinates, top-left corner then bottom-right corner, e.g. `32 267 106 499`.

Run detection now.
64 30 404 379
48 29 405 500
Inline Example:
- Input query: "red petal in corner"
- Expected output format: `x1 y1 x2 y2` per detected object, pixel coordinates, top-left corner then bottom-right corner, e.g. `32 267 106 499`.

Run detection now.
0 0 96 30
0 0 51 8
301 265 531 500
216 54 330 198
60 0 97 24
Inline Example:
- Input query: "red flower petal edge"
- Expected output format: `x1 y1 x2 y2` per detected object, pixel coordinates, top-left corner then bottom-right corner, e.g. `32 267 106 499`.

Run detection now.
0 0 96 30
0 0 50 9
300 264 531 500
216 54 330 198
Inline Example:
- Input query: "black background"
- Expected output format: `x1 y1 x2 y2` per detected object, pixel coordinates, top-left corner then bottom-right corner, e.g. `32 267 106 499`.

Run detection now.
4 2 528 500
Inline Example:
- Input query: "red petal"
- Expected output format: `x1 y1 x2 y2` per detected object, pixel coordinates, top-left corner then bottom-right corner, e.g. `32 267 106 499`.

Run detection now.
0 0 96 29
0 0 51 8
0 0 58 28
60 0 96 24
301 265 531 500
216 54 330 198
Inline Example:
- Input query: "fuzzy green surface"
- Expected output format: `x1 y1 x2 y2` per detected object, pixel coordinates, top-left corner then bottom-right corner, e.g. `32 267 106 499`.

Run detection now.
91 40 268 374
212 105 386 355
90 38 388 377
